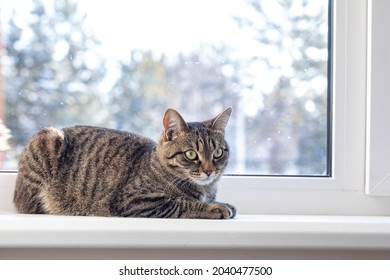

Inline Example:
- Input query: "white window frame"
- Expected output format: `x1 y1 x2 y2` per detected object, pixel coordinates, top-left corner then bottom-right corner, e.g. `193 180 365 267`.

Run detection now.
2 0 390 216
365 0 390 195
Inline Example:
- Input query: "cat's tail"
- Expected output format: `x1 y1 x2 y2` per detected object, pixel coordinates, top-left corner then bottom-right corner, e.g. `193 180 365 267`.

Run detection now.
14 127 68 214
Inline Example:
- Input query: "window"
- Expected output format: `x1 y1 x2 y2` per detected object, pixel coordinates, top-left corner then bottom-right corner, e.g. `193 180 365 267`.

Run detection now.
0 0 329 176
1 0 390 216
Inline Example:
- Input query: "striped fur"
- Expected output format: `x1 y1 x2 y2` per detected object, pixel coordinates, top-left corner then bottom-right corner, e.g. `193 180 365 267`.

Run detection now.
14 108 236 219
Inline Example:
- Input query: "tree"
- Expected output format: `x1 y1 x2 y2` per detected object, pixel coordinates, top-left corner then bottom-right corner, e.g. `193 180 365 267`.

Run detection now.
4 0 106 149
165 46 239 114
109 50 170 137
235 0 328 174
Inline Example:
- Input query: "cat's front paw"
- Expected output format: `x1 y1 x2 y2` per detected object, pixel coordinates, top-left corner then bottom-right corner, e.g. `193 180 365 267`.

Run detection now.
206 202 237 219
223 203 237 218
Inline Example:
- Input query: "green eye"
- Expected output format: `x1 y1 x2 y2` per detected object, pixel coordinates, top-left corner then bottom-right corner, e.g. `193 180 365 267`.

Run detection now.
213 148 224 159
185 150 198 160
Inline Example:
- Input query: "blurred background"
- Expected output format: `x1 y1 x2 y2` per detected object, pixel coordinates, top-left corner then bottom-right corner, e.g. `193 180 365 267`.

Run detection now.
0 0 329 175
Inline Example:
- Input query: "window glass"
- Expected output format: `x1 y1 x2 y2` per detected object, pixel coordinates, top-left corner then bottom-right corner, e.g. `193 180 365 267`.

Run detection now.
0 0 329 175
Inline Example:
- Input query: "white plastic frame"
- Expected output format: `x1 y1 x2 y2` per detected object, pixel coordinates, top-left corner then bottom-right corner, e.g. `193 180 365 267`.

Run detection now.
365 0 390 195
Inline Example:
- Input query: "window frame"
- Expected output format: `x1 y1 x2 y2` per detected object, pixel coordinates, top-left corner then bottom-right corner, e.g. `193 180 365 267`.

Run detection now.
2 0 390 216
365 0 390 195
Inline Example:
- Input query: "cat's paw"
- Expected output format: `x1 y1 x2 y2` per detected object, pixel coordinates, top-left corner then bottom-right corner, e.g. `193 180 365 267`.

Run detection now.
206 202 237 219
223 203 237 218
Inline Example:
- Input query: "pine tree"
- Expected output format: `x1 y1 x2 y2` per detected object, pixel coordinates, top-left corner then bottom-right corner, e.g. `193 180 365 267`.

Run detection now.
5 0 106 148
109 50 169 138
235 0 328 174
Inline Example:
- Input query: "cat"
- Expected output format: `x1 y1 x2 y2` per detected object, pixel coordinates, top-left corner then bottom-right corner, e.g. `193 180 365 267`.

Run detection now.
13 108 236 219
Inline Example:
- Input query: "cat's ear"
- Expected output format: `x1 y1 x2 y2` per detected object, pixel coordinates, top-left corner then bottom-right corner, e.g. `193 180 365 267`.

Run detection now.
163 109 189 141
209 107 232 132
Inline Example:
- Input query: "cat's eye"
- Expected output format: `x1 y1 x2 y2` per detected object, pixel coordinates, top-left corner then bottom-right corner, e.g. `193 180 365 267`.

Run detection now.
184 150 198 160
213 148 224 159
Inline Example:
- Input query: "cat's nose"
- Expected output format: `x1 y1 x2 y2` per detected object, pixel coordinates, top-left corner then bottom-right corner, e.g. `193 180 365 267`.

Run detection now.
202 161 215 177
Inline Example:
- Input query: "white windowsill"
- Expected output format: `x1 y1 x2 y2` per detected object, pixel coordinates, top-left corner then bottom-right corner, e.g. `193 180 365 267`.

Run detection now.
1 214 390 251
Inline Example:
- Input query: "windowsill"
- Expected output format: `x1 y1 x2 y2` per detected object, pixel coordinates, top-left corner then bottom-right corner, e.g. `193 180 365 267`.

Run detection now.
1 214 390 251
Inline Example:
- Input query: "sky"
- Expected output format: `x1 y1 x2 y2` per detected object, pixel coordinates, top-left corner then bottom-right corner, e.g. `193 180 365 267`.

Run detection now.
1 0 248 49
0 0 257 61
77 0 253 59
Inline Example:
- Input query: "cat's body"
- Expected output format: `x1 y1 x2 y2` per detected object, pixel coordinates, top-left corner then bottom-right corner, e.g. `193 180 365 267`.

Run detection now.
14 108 236 219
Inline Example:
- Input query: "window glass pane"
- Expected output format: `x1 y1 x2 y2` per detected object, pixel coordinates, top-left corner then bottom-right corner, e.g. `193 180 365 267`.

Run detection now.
0 0 329 175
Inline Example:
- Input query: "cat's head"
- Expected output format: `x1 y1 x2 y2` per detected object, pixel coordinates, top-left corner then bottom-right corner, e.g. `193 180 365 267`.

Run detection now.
157 108 232 186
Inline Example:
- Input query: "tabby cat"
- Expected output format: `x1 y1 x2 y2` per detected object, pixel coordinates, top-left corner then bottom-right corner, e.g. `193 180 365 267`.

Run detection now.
14 108 236 219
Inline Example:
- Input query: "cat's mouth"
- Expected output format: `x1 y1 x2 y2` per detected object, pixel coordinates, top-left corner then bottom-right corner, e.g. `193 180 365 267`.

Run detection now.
190 172 218 186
